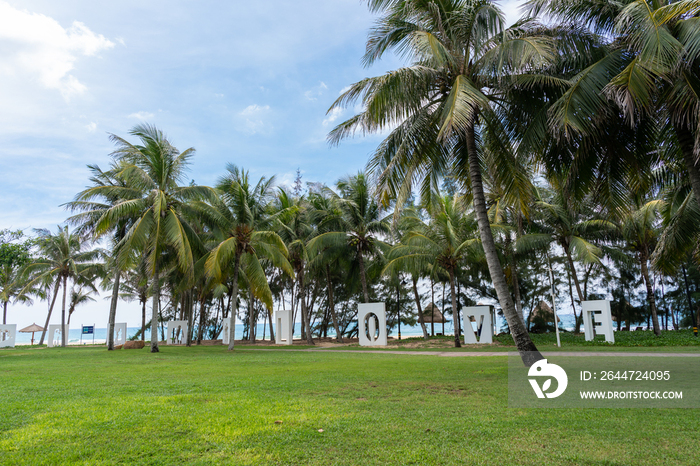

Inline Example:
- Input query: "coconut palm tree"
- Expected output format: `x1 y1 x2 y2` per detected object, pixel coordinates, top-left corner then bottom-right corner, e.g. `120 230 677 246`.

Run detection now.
93 124 214 352
525 0 700 211
614 197 665 335
516 181 614 332
329 0 551 363
66 163 139 350
66 284 97 325
21 226 101 347
201 165 293 350
273 189 316 344
385 195 479 347
308 172 389 303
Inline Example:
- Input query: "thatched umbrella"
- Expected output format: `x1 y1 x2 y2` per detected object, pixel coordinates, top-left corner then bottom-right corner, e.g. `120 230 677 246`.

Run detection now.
19 323 45 345
530 301 560 323
422 303 446 323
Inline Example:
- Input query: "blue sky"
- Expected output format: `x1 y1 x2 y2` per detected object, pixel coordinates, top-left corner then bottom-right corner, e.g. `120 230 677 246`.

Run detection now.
1 0 521 330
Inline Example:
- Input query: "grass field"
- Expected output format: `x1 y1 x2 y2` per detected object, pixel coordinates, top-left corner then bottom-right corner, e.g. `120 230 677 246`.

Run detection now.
1 345 699 465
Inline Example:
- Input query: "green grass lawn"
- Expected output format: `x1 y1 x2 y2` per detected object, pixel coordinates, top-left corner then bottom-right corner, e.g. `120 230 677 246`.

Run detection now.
1 345 698 465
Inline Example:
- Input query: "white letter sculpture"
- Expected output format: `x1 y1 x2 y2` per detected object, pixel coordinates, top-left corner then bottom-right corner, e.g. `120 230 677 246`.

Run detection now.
114 323 127 346
463 305 495 344
582 300 615 343
0 324 17 348
166 320 188 345
275 309 293 345
47 324 68 347
220 317 233 345
358 303 387 346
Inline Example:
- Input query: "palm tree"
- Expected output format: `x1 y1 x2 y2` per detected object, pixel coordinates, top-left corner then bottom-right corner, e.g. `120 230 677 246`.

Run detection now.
202 165 293 350
385 196 479 347
329 0 550 363
21 226 101 347
274 189 316 344
516 182 614 332
93 124 214 352
1 263 32 325
525 0 700 211
66 163 138 350
66 284 97 325
614 198 665 335
308 172 389 303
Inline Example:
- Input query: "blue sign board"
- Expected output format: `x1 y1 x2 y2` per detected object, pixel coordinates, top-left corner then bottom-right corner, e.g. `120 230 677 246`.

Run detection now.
82 326 94 335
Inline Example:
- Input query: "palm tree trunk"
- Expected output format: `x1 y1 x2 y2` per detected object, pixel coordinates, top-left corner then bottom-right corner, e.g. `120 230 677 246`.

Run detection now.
505 233 524 323
39 278 61 345
465 124 540 365
268 308 275 342
248 284 256 343
150 262 161 353
640 250 661 336
141 298 146 341
358 250 370 303
430 278 435 336
449 270 461 348
61 276 68 347
411 276 429 339
228 253 242 351
186 292 195 346
107 267 121 351
564 245 584 333
197 299 206 344
3 301 6 325
299 267 314 345
326 266 343 342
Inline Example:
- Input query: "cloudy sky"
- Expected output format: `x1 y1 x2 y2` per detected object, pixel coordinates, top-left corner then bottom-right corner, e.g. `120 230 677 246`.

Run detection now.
1 0 521 329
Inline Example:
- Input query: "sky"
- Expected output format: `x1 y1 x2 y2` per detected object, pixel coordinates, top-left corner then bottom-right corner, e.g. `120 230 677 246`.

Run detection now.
1 0 522 330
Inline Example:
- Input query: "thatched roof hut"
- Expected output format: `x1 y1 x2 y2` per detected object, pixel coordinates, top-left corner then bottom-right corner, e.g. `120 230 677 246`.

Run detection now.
530 300 560 323
423 303 447 323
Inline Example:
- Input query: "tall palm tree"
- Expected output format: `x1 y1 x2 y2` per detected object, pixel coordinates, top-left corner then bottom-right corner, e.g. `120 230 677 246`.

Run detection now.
66 284 97 325
615 198 665 335
66 163 139 350
308 172 389 303
22 226 101 346
385 196 479 347
516 182 614 332
274 189 316 344
93 124 214 352
329 0 550 363
202 165 293 350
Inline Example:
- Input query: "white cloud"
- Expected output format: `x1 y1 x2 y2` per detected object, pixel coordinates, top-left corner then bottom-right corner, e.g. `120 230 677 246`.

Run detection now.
237 104 271 134
339 85 352 95
322 107 343 127
85 121 97 132
128 111 155 120
304 81 328 101
0 2 114 98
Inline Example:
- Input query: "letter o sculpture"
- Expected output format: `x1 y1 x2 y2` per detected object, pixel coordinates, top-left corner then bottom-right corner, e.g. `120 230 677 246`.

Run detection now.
358 303 387 346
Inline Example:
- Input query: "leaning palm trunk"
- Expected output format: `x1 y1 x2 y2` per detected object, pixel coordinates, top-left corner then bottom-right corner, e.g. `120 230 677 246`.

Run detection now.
449 270 461 348
61 276 68 347
39 278 62 345
563 246 584 333
227 254 242 351
107 267 121 350
150 263 160 353
640 250 662 336
465 124 541 365
411 276 429 339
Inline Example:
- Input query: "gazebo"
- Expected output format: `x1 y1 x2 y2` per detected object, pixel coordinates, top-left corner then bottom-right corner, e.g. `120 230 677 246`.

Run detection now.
19 323 45 345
